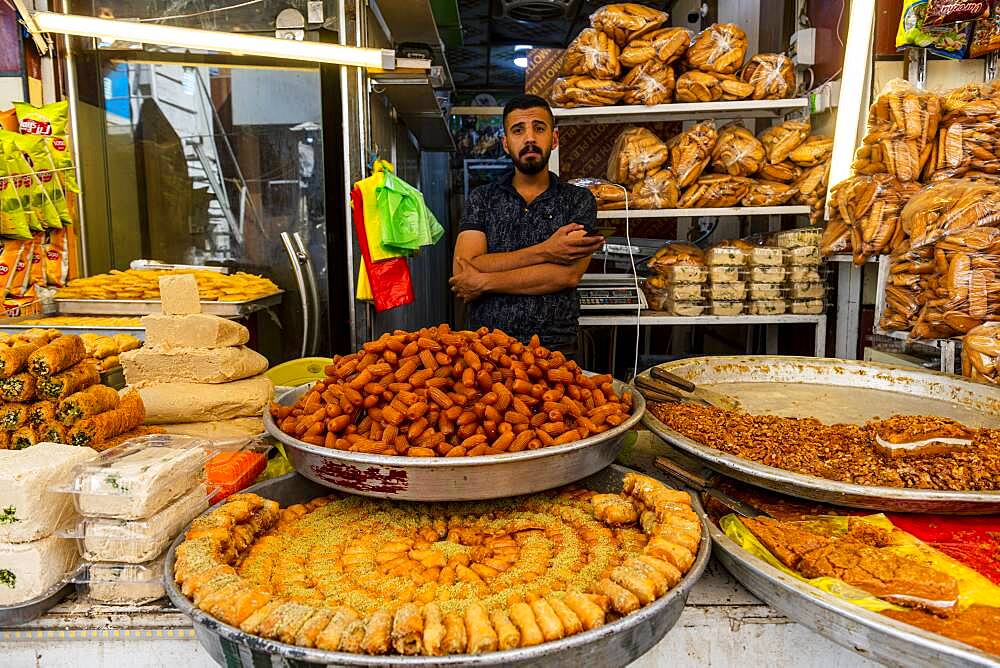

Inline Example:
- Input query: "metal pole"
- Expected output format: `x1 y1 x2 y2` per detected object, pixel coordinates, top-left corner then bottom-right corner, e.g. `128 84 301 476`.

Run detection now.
61 27 88 276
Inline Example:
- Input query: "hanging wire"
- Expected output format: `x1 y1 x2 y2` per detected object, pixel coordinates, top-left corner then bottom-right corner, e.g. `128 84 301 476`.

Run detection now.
129 0 267 23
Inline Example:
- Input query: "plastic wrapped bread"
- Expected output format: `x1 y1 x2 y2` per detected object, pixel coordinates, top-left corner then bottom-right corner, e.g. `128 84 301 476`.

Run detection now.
0 443 97 543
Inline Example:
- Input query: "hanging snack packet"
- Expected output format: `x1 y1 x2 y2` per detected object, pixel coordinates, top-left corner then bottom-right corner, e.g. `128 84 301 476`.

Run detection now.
0 132 58 231
28 234 46 289
0 109 16 132
0 240 27 299
42 230 69 287
923 0 990 26
897 0 975 58
13 101 77 193
970 7 1000 57
14 135 68 227
0 146 31 241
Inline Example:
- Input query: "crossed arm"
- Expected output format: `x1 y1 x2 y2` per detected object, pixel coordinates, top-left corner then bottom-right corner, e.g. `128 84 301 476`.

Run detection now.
450 226 604 302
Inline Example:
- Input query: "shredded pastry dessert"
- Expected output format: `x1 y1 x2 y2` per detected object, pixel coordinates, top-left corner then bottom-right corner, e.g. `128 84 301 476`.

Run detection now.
650 403 1000 491
173 473 699 656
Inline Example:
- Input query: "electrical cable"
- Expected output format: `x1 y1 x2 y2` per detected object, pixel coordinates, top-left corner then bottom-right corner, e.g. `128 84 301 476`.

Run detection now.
612 184 642 381
129 0 267 23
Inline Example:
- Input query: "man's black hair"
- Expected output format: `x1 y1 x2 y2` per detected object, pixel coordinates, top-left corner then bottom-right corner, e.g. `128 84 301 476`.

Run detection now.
502 94 554 128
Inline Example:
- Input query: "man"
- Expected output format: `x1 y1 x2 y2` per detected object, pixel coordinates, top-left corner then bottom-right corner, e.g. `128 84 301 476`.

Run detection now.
450 94 605 356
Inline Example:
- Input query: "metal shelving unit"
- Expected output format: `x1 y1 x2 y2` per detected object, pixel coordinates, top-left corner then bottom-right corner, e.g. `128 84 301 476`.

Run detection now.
552 99 809 126
597 206 809 219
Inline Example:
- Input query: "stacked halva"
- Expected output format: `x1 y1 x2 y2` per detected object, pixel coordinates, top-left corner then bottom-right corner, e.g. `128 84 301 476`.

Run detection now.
0 443 96 605
121 275 273 439
63 434 212 604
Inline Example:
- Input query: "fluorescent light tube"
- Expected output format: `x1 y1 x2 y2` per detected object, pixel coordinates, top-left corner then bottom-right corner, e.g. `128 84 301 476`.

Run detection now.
31 11 395 69
828 1 875 191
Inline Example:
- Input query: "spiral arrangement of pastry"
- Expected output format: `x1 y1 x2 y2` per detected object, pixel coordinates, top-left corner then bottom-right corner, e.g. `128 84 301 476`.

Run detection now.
173 473 701 657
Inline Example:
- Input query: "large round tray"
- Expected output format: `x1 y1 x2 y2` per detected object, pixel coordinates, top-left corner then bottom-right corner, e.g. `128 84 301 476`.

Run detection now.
164 466 711 667
640 356 1000 514
708 517 999 667
265 379 645 501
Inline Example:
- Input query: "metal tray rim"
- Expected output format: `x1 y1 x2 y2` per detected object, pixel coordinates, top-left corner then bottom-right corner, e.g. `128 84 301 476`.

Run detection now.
163 467 711 666
54 290 284 306
0 580 73 627
266 380 645 469
707 518 1000 666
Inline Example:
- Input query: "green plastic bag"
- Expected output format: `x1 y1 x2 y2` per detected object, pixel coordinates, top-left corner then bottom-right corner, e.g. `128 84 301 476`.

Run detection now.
0 146 31 240
376 170 443 253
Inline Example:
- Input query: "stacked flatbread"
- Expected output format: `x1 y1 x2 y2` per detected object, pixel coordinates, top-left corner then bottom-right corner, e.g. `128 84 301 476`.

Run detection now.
122 275 273 439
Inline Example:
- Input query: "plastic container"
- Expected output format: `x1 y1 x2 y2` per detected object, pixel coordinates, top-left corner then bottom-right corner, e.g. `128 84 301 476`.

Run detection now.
791 299 826 315
72 557 165 605
785 245 822 266
749 299 788 315
61 435 213 520
708 282 747 301
770 227 822 249
63 483 211 564
205 444 270 504
709 301 745 316
746 247 785 267
709 265 743 283
656 265 707 284
662 300 707 316
750 265 787 283
749 283 785 300
705 246 747 266
788 283 826 300
788 266 823 283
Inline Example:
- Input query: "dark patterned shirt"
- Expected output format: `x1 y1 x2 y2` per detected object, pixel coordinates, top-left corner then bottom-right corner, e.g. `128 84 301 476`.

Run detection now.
459 171 597 349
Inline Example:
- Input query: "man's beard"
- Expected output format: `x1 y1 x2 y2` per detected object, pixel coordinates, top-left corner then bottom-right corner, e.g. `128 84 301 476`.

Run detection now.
512 146 550 175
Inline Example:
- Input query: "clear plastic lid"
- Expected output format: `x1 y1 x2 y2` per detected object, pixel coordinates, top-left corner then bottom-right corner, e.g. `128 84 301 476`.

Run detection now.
788 266 824 283
749 265 787 283
705 246 747 266
784 245 822 266
788 283 827 300
708 282 747 301
791 299 826 315
662 299 707 317
62 482 211 564
205 438 271 504
709 301 745 316
769 227 823 249
71 557 165 605
748 283 786 300
746 246 785 267
656 264 708 284
60 434 214 520
749 299 789 315
709 265 743 283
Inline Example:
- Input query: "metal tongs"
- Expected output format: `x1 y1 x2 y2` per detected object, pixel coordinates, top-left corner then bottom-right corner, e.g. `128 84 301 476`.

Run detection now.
634 366 742 411
654 457 767 518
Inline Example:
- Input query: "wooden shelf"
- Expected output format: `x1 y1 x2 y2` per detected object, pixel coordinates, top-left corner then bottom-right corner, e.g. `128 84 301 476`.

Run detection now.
597 206 809 219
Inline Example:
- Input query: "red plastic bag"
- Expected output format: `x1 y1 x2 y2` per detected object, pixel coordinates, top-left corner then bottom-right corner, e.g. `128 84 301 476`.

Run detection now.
351 187 414 312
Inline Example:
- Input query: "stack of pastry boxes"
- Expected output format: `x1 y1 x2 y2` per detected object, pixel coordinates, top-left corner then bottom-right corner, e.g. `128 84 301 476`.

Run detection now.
0 333 144 449
120 275 273 440
60 435 215 605
705 244 747 316
0 444 97 607
642 243 707 316
770 228 827 315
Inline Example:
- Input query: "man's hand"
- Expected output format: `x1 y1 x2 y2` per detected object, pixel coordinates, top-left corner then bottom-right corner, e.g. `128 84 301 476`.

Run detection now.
450 258 490 303
541 224 606 265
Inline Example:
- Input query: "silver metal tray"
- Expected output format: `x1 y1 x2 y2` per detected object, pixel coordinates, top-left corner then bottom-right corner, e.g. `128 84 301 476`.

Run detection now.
55 291 283 317
640 356 1000 514
0 581 73 627
708 516 999 667
164 466 711 667
265 380 645 501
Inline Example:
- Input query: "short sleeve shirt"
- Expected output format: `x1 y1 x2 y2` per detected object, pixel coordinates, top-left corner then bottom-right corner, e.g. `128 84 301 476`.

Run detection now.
459 171 597 349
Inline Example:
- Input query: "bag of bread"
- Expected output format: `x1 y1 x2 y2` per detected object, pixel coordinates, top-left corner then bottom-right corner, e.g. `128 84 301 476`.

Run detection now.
793 162 833 226
740 53 796 100
932 84 1000 178
717 74 755 101
607 126 669 184
562 28 622 80
866 79 942 182
879 242 935 332
901 178 1000 249
620 27 692 67
685 23 748 74
837 174 922 264
630 169 680 209
550 76 627 108
788 135 834 167
622 60 675 105
667 120 718 188
567 178 627 210
590 3 668 47
759 120 810 165
962 322 1000 383
742 180 797 207
678 174 751 208
674 71 722 103
757 161 802 184
711 123 765 177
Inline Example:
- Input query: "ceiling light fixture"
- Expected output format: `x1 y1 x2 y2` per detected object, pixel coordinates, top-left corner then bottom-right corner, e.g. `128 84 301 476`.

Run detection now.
514 44 533 51
27 11 395 69
513 57 528 68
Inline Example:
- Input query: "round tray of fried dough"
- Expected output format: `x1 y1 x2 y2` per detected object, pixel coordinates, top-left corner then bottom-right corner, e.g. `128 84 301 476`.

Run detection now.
164 465 711 667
